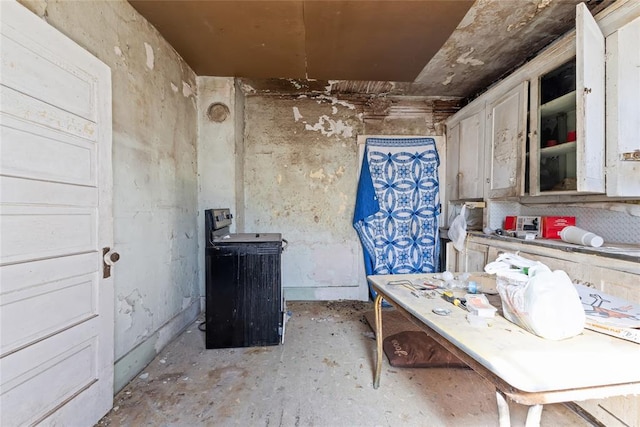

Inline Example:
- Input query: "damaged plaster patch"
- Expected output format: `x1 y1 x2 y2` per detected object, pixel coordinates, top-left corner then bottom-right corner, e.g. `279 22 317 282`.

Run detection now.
337 191 348 214
292 106 303 122
331 106 338 115
305 115 353 138
240 82 256 94
117 289 153 331
508 0 552 32
309 166 345 183
325 80 338 94
537 0 552 10
457 6 478 29
288 79 303 89
314 95 356 110
182 81 194 98
309 168 327 180
114 46 123 57
442 74 455 86
144 42 154 70
170 82 179 93
456 48 484 66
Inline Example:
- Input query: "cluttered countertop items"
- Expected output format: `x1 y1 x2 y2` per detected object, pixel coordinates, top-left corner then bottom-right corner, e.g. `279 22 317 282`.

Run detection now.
442 212 640 262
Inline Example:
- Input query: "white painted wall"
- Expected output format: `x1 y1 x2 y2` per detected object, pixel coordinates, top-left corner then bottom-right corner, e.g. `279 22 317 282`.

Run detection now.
196 77 237 302
19 0 201 392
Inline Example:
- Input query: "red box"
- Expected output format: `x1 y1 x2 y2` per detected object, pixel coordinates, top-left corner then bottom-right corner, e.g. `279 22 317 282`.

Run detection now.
504 216 517 231
542 216 576 239
504 216 517 230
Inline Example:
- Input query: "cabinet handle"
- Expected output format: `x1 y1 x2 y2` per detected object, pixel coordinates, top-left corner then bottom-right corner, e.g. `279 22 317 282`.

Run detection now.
621 151 640 161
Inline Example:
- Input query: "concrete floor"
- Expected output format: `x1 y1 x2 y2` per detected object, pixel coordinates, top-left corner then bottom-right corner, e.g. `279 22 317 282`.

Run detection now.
98 301 591 427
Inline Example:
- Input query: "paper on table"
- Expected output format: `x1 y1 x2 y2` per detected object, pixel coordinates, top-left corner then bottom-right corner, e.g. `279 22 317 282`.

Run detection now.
575 283 640 329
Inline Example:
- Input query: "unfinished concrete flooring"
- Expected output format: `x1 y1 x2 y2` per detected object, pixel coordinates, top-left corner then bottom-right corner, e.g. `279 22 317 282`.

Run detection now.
98 301 590 427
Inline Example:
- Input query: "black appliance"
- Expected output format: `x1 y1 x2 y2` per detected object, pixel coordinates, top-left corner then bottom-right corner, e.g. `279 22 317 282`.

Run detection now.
205 208 285 349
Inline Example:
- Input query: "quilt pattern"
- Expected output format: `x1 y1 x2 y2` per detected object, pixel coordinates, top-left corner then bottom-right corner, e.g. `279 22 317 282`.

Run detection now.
354 137 440 275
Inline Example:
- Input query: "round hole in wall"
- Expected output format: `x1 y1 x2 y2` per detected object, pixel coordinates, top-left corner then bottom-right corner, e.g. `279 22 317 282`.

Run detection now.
207 102 230 123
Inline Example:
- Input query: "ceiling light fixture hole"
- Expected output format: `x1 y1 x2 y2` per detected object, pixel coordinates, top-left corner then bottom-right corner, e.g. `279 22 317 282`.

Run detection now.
207 102 230 122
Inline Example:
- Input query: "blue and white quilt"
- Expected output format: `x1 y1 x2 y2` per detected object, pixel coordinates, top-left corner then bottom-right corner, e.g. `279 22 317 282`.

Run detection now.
353 137 440 275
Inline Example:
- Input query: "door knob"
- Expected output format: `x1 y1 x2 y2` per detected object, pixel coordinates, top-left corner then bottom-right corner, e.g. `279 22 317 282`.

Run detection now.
103 247 120 278
106 251 120 264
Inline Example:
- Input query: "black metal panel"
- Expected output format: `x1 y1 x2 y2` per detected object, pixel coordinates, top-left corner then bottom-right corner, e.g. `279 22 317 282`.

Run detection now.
205 241 282 349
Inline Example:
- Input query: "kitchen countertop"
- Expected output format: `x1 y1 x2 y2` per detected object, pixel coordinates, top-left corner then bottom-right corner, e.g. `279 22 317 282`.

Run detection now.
440 228 640 263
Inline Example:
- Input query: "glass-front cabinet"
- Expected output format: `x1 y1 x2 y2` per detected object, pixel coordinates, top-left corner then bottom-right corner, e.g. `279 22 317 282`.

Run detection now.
537 60 577 192
527 3 605 196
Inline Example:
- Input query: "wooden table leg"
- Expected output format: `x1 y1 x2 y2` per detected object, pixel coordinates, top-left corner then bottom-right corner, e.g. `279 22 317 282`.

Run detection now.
496 390 511 427
496 390 543 427
524 404 543 427
373 293 383 389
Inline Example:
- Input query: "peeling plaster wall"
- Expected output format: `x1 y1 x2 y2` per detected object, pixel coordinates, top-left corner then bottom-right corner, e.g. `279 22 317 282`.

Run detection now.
18 0 200 392
241 91 450 300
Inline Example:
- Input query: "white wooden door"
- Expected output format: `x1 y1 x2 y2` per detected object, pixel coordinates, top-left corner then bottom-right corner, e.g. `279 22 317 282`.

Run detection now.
0 1 114 426
486 81 528 198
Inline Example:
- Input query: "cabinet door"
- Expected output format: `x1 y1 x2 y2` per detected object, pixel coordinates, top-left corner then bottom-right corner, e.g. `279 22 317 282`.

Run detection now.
486 82 528 198
576 2 606 193
446 122 460 203
606 16 640 196
458 111 485 199
444 241 487 272
527 4 605 195
445 241 459 272
462 242 488 272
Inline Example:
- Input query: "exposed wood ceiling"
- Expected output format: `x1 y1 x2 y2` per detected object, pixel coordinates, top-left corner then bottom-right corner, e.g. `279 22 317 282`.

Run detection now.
129 0 613 99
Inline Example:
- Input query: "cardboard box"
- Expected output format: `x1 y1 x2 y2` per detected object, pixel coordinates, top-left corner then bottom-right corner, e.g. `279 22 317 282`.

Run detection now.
542 216 576 239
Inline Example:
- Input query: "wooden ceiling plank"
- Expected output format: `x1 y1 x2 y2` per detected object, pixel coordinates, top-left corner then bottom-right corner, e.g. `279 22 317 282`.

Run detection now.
129 0 307 78
303 0 474 81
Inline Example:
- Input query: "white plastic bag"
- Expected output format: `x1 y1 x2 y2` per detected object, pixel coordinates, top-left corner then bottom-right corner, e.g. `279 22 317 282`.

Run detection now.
486 253 585 340
448 205 467 252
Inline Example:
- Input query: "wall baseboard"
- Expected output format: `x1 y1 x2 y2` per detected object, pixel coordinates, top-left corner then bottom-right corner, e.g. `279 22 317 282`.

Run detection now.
113 299 202 393
284 286 369 302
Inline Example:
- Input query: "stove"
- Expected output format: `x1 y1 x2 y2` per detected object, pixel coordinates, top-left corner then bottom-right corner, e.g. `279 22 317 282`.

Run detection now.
204 208 285 348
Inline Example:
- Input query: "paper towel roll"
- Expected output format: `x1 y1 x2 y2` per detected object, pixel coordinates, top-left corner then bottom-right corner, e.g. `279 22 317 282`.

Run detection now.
560 226 603 247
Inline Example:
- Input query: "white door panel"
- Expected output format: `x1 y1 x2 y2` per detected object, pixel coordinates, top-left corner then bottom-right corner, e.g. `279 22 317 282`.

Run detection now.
1 115 97 186
0 12 97 121
1 322 100 426
1 175 98 206
0 1 113 426
0 85 97 142
1 206 97 265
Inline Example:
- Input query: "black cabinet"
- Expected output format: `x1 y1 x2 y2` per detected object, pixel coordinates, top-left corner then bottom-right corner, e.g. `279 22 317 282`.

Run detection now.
205 234 283 349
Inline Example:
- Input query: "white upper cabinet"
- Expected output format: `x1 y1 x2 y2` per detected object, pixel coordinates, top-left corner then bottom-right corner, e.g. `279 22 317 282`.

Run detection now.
528 3 605 195
486 82 528 198
606 16 640 197
458 112 485 200
447 0 638 201
445 106 486 202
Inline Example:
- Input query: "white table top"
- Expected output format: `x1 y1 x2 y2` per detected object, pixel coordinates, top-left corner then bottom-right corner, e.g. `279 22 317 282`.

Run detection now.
368 273 640 393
